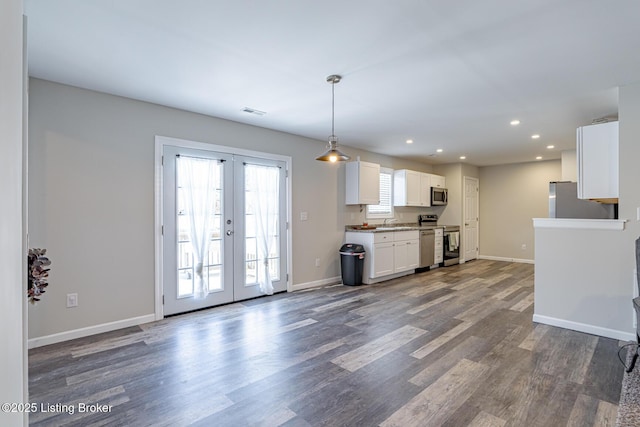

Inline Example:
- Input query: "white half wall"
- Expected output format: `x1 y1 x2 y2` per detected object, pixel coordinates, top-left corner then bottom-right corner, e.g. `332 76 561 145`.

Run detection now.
533 222 633 340
530 81 640 341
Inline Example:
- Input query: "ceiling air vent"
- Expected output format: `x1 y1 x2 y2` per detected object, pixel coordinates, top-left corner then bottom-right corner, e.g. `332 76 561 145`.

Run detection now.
242 107 266 116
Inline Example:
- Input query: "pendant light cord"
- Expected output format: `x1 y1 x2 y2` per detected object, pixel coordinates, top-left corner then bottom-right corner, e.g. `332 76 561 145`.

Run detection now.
331 79 335 138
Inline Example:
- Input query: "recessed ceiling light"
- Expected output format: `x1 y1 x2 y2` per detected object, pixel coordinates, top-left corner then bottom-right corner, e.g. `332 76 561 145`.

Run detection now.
547 145 555 149
459 156 466 160
531 134 540 139
406 139 413 144
536 156 543 160
510 120 520 126
436 148 443 153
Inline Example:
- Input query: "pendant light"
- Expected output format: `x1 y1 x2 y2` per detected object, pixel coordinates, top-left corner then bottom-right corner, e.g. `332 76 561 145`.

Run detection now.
316 74 350 162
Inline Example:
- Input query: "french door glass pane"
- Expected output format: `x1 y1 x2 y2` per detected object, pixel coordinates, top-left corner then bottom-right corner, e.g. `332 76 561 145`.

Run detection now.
176 156 224 298
244 164 280 286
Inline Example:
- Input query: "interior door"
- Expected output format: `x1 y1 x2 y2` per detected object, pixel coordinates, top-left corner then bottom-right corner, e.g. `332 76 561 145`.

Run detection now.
162 147 288 316
464 176 479 261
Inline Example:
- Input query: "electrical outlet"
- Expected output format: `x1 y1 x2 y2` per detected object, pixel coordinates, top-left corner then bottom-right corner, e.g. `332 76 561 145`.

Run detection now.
300 211 308 221
521 244 527 251
315 258 321 267
66 293 78 308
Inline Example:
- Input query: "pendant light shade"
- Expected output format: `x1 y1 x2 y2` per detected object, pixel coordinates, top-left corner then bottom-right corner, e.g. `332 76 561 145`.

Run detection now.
315 136 350 162
316 74 350 162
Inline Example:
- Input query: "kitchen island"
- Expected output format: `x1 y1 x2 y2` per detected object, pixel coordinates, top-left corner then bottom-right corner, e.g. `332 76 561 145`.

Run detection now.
532 218 634 340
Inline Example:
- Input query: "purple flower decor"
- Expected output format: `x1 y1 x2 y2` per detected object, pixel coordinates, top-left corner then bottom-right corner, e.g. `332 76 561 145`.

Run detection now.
28 248 51 304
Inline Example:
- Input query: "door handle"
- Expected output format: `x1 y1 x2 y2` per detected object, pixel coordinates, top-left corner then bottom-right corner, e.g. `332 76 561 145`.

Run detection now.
226 230 234 236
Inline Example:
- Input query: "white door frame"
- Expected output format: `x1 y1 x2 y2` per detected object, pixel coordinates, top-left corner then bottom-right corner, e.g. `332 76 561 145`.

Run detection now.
154 135 292 320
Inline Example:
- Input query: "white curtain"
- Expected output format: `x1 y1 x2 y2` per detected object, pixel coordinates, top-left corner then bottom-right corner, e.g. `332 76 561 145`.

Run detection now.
178 156 218 299
248 164 279 295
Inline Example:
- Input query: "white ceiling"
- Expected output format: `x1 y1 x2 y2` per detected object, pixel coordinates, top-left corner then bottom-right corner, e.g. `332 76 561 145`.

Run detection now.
24 0 640 166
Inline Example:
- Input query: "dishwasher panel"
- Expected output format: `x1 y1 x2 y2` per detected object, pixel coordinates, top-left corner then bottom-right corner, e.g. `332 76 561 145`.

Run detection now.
420 230 435 268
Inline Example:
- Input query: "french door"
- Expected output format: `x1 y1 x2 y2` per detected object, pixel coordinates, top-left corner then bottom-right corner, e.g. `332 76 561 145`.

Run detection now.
162 144 288 316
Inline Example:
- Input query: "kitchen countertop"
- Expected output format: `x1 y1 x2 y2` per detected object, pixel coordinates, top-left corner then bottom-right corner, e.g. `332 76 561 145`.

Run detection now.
345 223 452 233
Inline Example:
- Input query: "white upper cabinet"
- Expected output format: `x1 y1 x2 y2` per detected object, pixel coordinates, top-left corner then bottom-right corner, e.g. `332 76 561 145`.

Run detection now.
429 174 446 188
393 169 422 206
345 161 380 205
394 170 445 206
577 121 618 200
419 173 432 207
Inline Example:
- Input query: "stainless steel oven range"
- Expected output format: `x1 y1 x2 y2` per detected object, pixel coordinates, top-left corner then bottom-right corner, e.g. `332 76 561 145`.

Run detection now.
442 225 460 266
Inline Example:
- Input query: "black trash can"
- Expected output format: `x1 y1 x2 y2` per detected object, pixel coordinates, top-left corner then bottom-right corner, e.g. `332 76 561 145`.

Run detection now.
339 244 366 286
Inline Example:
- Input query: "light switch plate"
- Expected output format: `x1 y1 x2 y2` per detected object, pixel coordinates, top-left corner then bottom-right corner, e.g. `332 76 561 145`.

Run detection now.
300 212 308 221
66 293 78 308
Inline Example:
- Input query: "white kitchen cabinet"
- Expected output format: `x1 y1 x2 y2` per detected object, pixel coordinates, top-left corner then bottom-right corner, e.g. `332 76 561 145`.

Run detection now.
345 161 380 205
373 241 395 277
434 228 444 264
419 173 432 207
394 169 432 206
577 121 618 200
429 174 446 189
393 234 420 272
345 230 419 284
393 169 421 206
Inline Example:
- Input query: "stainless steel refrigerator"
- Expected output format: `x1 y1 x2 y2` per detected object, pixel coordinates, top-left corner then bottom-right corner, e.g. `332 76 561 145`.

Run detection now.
549 181 616 219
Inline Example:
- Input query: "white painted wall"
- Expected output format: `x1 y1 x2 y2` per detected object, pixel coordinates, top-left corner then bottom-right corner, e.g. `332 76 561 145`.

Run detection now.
479 160 561 261
28 79 439 341
0 0 27 425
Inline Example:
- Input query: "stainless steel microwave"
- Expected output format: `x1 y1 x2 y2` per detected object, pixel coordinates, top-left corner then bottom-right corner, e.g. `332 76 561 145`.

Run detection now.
431 187 448 205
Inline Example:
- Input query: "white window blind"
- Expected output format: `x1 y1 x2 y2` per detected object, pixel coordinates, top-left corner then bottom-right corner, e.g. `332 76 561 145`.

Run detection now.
367 168 394 218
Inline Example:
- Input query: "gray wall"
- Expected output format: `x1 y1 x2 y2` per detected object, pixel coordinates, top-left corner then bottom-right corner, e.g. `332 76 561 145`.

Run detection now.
1 0 27 424
479 160 561 261
28 78 439 339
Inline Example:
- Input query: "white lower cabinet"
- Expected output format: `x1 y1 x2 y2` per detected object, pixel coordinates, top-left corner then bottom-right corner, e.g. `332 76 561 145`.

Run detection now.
345 230 419 284
373 242 394 277
434 228 444 264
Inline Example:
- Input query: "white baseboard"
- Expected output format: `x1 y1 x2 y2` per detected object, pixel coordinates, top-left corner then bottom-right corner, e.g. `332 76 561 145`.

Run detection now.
291 276 342 292
533 314 636 342
479 255 534 264
28 314 156 349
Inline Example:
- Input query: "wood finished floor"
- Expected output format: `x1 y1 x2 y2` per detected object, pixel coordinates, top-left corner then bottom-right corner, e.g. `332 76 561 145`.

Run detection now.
28 260 624 426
